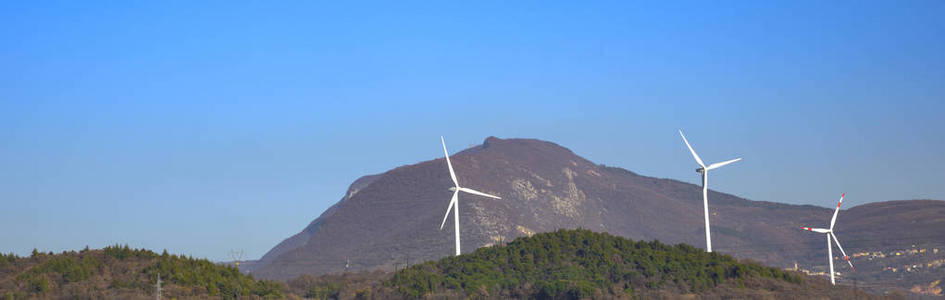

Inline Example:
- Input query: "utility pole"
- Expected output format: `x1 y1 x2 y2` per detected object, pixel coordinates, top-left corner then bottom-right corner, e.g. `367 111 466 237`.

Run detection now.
229 250 244 300
155 272 162 300
230 250 244 272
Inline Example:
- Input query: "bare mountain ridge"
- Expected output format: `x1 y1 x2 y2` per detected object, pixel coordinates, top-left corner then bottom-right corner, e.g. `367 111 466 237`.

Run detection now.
252 137 945 295
254 174 382 271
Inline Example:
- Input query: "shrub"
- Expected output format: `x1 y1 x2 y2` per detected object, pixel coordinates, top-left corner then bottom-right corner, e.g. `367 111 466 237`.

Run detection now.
28 274 49 293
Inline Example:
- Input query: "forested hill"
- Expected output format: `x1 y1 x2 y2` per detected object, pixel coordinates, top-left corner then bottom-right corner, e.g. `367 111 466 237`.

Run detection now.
1 232 898 299
381 229 883 299
0 245 283 299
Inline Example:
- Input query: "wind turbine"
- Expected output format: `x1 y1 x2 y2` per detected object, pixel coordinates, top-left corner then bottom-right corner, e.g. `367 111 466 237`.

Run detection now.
679 130 741 253
438 136 501 256
801 193 856 285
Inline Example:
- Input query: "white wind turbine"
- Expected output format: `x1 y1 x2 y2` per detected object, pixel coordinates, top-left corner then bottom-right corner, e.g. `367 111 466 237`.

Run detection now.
679 130 741 253
438 136 501 256
801 193 855 285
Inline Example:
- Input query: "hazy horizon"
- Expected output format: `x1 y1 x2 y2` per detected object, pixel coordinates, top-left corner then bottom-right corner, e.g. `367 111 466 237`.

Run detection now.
2 1 943 261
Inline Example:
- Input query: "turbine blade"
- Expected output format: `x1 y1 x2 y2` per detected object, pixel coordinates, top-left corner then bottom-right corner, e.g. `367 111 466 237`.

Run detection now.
459 187 501 199
706 158 742 171
831 233 855 271
801 227 830 233
679 130 705 168
439 190 459 230
441 136 459 187
830 192 845 230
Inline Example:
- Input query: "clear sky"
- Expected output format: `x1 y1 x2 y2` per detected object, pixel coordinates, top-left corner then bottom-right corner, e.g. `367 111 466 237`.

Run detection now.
2 1 943 262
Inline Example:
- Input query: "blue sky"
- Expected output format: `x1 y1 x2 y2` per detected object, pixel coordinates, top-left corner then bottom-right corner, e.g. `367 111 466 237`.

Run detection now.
1 1 943 261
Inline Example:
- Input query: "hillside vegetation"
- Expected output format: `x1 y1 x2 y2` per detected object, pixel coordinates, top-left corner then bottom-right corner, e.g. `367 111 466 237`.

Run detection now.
388 229 801 298
289 229 887 299
0 245 282 299
1 231 894 299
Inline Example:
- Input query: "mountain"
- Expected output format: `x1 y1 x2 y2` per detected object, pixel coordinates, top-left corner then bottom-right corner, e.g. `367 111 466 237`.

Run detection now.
252 137 945 295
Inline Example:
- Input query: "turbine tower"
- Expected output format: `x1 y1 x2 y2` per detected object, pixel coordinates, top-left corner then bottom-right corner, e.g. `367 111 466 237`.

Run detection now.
679 130 741 253
439 136 501 256
801 193 856 285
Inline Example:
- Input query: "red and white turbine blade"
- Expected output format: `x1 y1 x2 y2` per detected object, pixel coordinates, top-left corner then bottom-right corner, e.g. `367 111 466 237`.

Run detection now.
830 193 845 230
679 130 705 168
801 226 830 233
441 136 459 188
439 190 459 230
831 233 855 271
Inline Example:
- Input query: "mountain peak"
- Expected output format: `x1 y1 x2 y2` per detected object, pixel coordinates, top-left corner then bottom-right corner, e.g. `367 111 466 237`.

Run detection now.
482 136 500 148
463 136 579 164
